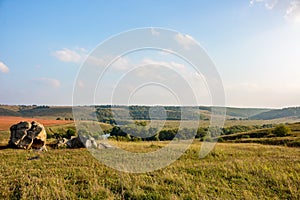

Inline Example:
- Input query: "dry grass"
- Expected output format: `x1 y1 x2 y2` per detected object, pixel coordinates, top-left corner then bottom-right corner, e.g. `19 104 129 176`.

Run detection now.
0 117 299 199
0 141 299 199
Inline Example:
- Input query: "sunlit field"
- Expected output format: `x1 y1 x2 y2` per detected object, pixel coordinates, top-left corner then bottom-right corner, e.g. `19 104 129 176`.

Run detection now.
0 140 299 199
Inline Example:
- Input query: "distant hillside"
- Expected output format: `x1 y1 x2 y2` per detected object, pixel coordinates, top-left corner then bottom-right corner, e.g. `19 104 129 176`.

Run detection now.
250 107 300 120
0 108 20 116
218 122 300 147
221 107 271 118
187 106 270 118
20 106 72 118
0 104 272 120
0 105 72 119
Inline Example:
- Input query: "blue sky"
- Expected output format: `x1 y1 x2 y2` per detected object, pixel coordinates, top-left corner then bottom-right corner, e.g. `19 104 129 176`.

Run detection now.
0 0 300 108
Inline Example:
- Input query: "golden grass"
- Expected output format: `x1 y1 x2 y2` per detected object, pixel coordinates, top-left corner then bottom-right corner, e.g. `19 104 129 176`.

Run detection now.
0 141 299 199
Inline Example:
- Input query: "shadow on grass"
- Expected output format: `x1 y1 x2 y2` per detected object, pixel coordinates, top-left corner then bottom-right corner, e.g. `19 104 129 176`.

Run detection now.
0 144 11 150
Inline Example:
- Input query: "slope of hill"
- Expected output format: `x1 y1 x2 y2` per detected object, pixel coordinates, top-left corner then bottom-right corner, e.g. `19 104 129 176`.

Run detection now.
0 105 72 119
198 106 271 118
20 106 72 118
220 107 271 118
250 107 300 120
0 105 272 120
219 122 300 147
0 108 20 116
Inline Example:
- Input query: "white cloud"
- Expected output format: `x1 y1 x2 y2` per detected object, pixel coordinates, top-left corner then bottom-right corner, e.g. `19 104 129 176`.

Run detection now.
86 55 106 66
250 0 278 9
85 54 131 71
0 61 9 73
174 33 196 50
265 0 278 10
285 1 300 23
250 0 300 24
140 58 187 75
151 27 160 36
250 0 263 5
53 48 86 63
33 77 61 88
111 56 131 71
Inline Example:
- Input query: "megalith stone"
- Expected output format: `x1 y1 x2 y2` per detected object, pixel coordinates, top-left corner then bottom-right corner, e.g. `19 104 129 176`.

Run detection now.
9 121 47 151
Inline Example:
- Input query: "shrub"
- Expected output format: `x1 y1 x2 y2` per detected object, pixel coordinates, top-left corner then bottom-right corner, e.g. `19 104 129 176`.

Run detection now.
272 125 291 137
134 121 147 126
65 129 76 139
196 127 207 139
158 129 177 141
242 135 250 139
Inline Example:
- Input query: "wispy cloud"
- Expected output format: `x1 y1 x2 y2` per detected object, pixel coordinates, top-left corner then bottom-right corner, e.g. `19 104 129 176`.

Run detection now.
0 61 9 73
141 58 185 71
151 27 160 36
86 55 131 71
32 77 61 88
250 0 278 10
285 1 300 23
250 0 300 23
53 48 86 63
174 33 196 50
112 57 131 71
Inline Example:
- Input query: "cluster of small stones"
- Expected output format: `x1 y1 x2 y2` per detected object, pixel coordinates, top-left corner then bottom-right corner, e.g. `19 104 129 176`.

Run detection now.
56 135 113 149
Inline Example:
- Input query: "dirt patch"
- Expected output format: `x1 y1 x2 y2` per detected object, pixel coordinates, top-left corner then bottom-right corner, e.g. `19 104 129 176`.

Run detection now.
0 116 72 131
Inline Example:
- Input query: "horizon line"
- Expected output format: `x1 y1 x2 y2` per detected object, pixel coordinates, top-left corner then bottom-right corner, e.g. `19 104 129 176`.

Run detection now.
1 103 300 110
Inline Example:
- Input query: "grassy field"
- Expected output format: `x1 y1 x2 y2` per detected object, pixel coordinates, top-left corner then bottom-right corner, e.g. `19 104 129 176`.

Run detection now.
139 118 300 129
0 141 299 199
218 122 300 148
0 117 299 199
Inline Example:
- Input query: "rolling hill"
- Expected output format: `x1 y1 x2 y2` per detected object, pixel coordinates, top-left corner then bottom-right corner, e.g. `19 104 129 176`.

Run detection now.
218 122 300 147
250 107 300 120
0 105 272 120
0 108 20 116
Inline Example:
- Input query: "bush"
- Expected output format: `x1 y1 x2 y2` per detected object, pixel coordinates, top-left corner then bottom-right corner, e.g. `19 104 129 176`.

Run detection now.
272 125 291 137
65 129 76 139
158 129 177 141
196 127 207 139
241 135 250 139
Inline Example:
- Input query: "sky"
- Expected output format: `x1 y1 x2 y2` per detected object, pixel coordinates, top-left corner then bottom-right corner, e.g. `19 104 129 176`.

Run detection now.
0 0 300 108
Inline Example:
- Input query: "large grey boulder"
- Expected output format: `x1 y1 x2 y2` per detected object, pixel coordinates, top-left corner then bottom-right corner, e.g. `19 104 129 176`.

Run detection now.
66 136 98 148
9 121 47 151
65 136 85 148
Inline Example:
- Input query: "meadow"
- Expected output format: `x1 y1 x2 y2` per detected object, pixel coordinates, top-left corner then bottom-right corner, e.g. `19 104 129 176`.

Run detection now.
0 141 299 199
0 115 299 199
